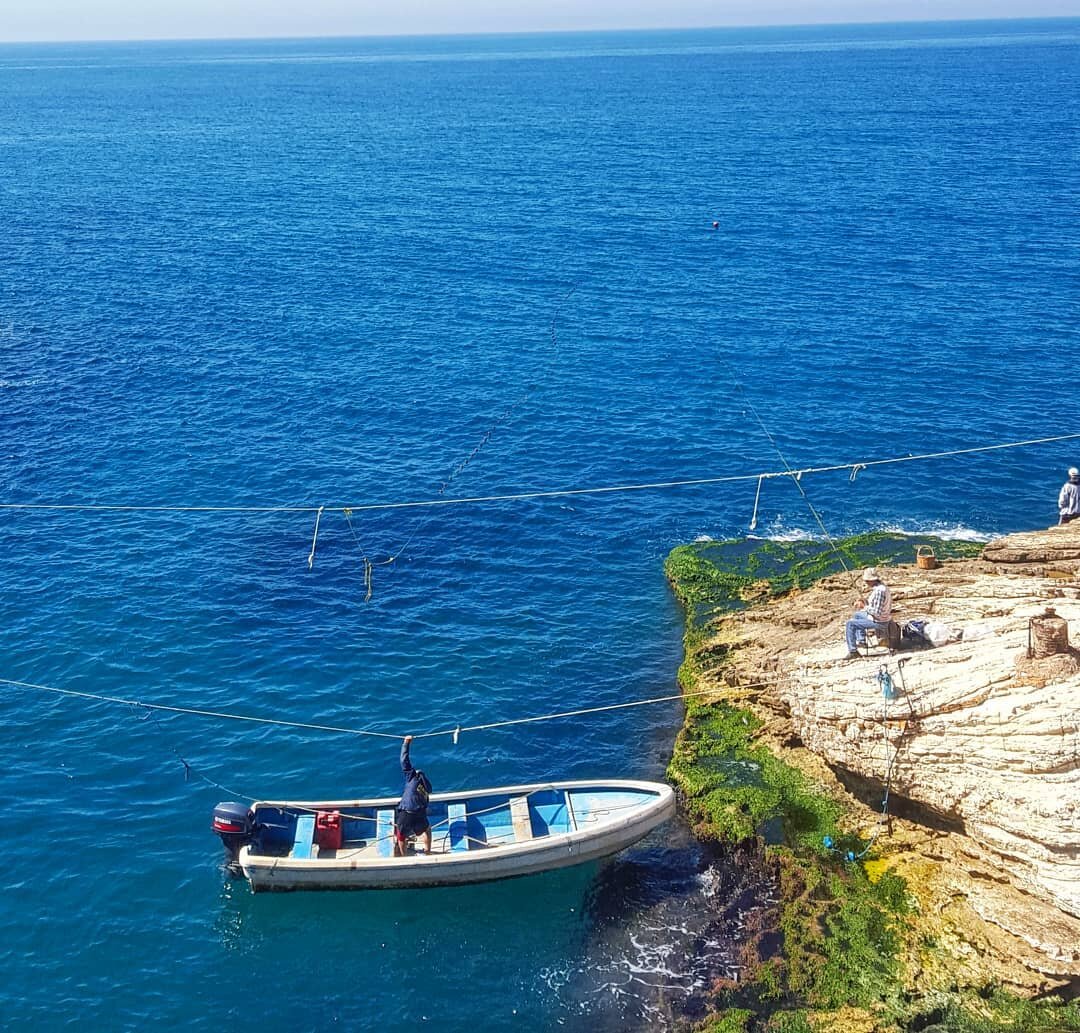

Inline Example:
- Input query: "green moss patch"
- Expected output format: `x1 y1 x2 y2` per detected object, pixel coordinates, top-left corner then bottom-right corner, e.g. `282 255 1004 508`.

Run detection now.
665 532 983 629
669 698 842 848
906 989 1080 1032
775 851 909 1012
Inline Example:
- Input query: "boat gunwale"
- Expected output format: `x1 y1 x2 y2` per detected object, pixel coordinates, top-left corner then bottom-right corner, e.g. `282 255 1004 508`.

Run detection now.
246 777 673 813
238 780 674 873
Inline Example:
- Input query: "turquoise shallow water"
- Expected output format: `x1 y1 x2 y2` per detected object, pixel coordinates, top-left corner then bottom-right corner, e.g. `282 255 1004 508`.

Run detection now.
1 19 1079 1031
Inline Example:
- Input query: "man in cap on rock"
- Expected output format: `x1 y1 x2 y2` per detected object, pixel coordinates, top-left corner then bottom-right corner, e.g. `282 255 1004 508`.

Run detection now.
1058 467 1080 525
843 567 892 660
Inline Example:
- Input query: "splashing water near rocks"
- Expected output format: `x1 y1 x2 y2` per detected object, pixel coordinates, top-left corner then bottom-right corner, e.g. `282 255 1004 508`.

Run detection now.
547 823 779 1030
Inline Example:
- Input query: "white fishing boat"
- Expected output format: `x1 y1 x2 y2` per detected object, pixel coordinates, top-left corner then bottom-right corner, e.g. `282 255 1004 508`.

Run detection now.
212 779 675 892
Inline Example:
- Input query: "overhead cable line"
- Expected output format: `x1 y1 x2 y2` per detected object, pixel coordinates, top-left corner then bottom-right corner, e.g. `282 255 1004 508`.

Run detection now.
0 431 1075 517
0 675 757 743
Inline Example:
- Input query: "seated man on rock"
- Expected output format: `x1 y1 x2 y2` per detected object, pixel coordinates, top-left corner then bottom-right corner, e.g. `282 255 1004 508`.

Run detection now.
844 567 892 660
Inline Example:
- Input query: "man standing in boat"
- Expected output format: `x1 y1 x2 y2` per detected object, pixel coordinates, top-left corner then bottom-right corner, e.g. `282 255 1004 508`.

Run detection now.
394 735 433 856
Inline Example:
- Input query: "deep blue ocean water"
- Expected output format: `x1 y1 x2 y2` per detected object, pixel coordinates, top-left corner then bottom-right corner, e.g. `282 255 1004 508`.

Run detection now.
1 18 1079 1031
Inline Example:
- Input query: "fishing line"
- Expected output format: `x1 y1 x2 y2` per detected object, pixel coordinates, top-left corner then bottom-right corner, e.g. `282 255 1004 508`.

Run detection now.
721 358 846 574
717 334 893 851
342 506 385 602
132 703 254 800
377 392 530 563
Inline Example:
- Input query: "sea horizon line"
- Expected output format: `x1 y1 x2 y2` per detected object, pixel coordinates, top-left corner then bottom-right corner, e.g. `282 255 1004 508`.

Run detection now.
2 14 1078 48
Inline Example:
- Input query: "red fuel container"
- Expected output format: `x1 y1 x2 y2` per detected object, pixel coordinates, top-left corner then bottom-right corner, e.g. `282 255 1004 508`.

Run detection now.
315 810 343 850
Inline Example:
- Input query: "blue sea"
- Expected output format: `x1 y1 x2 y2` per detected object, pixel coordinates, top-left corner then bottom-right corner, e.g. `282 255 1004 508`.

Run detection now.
1 18 1078 1031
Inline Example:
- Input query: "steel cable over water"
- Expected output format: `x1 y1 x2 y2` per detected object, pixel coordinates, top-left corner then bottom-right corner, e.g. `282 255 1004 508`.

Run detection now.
0 674 766 806
0 675 765 742
0 431 1075 517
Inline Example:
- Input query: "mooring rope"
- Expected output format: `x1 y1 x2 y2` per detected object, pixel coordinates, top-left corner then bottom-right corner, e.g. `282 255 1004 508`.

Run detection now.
0 675 755 743
0 431 1075 517
411 687 748 739
0 677 404 740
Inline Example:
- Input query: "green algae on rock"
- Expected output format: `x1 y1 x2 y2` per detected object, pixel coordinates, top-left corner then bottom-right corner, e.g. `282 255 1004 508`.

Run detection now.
668 698 842 848
666 533 983 628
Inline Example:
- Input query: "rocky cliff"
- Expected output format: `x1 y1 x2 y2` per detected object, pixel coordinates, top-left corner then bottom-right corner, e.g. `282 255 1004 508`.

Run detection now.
699 525 1080 991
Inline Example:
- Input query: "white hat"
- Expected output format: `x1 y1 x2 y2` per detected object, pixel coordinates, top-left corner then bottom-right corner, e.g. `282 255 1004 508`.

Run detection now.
862 567 882 582
1070 468 1079 479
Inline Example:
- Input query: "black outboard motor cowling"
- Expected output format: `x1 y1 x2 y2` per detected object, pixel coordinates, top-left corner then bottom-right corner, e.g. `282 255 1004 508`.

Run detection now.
212 801 254 864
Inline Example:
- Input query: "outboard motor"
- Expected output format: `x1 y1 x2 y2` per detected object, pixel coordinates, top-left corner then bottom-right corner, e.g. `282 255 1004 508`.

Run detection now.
212 802 254 869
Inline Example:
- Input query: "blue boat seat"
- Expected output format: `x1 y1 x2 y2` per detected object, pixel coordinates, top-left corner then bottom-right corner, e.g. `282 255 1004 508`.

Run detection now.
291 814 316 859
448 802 469 852
510 795 534 842
565 793 579 832
375 808 395 858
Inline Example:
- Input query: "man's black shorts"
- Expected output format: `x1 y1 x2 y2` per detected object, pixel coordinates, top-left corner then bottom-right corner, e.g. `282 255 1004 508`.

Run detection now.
395 807 429 839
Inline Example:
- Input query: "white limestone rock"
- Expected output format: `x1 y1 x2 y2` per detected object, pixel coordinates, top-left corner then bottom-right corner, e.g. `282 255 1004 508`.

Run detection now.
704 528 1080 978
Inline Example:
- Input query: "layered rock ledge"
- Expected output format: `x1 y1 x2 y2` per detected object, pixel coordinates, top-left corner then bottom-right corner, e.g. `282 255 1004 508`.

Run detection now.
697 525 1080 991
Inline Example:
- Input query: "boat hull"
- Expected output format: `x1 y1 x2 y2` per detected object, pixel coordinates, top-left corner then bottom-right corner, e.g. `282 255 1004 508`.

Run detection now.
236 779 675 892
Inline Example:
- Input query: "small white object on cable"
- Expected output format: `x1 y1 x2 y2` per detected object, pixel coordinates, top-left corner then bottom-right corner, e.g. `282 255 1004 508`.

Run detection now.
308 506 324 570
749 474 764 531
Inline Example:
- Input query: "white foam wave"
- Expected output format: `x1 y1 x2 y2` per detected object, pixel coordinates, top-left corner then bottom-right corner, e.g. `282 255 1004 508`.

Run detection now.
875 522 993 542
747 528 819 542
750 523 995 543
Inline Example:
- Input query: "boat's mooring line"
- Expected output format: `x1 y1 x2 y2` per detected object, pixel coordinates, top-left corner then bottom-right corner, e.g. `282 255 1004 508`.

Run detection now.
410 687 756 740
0 675 760 743
0 676 404 740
